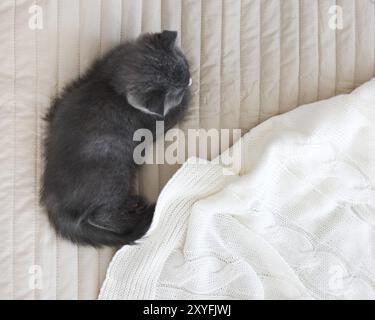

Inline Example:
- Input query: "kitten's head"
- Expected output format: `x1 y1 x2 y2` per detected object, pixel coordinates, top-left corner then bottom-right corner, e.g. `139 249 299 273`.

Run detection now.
111 30 191 117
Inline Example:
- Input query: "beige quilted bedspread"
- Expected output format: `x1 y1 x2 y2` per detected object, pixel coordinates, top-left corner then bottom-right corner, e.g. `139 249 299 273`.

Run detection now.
0 0 374 299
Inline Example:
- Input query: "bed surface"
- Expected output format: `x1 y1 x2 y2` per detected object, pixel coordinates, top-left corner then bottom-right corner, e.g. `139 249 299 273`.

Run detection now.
0 0 374 299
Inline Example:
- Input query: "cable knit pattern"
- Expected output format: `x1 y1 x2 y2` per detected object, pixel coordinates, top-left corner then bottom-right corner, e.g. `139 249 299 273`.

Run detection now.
100 79 375 300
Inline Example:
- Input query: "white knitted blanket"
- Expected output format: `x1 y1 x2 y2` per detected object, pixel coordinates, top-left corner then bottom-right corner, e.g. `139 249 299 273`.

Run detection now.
100 79 375 300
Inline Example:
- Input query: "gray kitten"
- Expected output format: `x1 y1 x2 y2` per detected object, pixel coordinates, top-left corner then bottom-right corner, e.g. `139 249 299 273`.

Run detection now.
41 31 191 247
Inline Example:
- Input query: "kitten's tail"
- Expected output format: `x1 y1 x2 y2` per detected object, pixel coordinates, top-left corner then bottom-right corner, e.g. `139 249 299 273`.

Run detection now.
46 196 155 247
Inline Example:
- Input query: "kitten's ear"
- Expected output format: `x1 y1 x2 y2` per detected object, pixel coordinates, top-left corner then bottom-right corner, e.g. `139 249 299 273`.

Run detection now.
159 30 178 49
147 90 166 116
127 91 165 117
126 93 146 112
164 89 184 115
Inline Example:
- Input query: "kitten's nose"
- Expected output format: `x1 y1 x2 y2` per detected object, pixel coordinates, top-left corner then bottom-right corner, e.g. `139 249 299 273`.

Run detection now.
188 78 192 87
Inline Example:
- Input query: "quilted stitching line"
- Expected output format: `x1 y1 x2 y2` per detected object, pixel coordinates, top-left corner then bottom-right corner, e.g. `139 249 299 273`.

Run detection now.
12 0 17 301
199 0 203 130
33 0 40 300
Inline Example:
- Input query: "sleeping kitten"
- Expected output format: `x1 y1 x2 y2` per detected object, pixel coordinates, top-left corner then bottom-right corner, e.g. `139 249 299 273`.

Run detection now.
41 31 191 247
